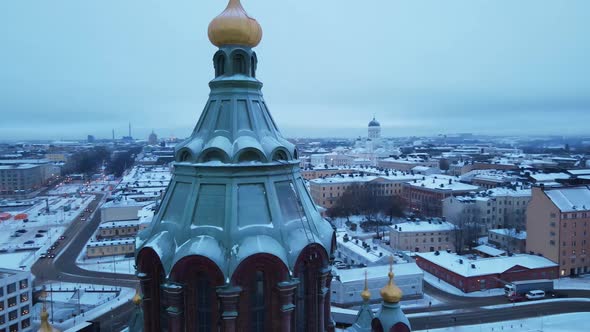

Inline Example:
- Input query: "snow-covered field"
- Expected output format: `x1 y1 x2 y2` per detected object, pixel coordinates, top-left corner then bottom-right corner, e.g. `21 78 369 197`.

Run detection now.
423 271 505 297
77 254 135 275
414 312 590 332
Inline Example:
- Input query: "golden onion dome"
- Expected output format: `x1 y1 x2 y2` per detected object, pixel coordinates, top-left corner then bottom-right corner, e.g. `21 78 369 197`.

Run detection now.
361 270 371 302
380 256 403 303
38 304 60 332
208 0 263 48
132 289 142 305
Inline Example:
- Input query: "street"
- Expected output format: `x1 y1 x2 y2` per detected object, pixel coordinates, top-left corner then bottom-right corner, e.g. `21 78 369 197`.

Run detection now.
31 192 138 328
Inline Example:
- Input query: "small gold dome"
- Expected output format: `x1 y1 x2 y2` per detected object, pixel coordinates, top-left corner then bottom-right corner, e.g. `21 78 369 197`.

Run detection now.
132 289 142 305
38 304 60 332
380 256 403 303
208 0 263 48
361 270 371 302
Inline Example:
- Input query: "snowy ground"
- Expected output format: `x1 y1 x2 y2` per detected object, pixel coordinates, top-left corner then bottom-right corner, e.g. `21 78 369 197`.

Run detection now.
32 282 134 331
414 312 590 332
555 274 590 290
0 195 94 271
47 184 85 195
423 271 505 297
77 252 136 275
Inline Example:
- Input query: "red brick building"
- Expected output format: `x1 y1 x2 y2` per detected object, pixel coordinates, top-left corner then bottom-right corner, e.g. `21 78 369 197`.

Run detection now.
415 251 558 293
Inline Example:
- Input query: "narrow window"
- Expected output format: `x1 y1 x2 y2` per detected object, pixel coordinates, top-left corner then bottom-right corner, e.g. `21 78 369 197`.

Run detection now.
251 271 265 332
196 277 212 331
233 54 246 75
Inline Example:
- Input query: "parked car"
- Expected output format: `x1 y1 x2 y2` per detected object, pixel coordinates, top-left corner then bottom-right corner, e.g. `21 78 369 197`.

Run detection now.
16 229 27 233
59 236 66 240
38 229 48 233
525 290 545 300
40 254 47 259
48 254 56 259
35 234 44 238
24 240 34 245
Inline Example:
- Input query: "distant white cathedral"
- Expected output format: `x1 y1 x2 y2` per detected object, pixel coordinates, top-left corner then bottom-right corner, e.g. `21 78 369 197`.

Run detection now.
368 116 381 140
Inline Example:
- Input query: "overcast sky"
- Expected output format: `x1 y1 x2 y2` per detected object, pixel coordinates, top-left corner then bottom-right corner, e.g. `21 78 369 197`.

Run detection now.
1 0 589 141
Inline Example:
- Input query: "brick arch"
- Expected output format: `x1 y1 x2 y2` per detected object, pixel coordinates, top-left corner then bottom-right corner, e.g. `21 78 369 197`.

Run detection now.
170 255 225 332
231 253 289 332
293 244 330 332
136 247 165 332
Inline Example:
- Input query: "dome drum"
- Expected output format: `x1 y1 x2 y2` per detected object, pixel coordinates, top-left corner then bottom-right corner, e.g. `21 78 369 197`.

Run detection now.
213 47 259 78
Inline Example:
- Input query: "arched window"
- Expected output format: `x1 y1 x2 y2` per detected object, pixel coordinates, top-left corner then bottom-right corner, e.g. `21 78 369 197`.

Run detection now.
272 150 288 162
215 54 225 77
294 245 329 332
238 150 263 163
232 253 289 331
179 150 192 162
170 255 224 332
251 271 265 332
233 54 246 75
137 248 165 332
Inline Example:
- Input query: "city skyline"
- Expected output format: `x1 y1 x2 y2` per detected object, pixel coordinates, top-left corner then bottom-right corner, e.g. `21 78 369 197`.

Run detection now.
1 0 589 140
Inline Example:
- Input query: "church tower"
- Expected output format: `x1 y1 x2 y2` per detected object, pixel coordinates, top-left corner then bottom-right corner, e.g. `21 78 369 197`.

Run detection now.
134 1 336 331
368 116 381 140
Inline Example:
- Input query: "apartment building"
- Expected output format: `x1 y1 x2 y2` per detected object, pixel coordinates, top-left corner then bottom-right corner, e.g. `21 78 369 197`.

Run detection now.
488 228 526 253
442 187 531 235
0 159 59 199
309 173 420 209
0 269 32 332
389 219 456 253
404 175 480 217
86 238 135 258
527 185 590 276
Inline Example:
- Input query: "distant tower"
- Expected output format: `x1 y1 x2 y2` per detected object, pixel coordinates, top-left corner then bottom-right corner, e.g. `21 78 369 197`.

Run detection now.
368 116 381 140
129 122 132 138
112 129 115 141
148 130 158 145
134 1 335 331
371 258 411 332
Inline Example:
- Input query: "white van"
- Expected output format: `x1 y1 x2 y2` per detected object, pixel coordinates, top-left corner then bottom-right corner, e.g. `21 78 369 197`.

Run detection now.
525 290 545 300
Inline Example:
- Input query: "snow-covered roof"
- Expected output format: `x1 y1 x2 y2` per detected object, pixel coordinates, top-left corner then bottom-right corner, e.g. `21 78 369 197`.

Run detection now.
98 221 140 230
408 175 480 192
310 173 420 185
489 228 527 239
87 238 135 247
416 251 557 277
530 173 570 182
336 232 392 264
391 220 455 233
474 244 506 257
567 169 590 176
334 263 422 283
545 186 590 212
